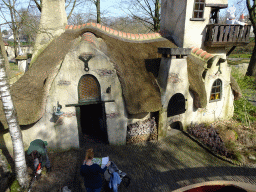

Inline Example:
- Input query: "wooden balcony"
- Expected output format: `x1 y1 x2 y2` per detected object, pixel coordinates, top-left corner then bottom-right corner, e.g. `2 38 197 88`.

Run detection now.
204 24 252 47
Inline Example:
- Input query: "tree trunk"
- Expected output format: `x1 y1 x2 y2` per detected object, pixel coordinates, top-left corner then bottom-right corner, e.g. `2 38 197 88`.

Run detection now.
0 32 11 79
96 0 101 24
154 0 160 32
0 53 28 188
246 37 256 77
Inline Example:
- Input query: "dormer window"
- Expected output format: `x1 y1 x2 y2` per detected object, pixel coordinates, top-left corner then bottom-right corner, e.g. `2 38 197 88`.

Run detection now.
191 0 205 21
210 79 222 102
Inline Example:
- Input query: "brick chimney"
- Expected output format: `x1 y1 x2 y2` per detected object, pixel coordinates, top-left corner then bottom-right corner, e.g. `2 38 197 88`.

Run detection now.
32 0 67 60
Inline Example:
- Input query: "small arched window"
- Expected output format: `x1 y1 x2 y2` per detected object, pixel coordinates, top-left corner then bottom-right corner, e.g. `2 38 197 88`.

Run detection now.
210 79 222 102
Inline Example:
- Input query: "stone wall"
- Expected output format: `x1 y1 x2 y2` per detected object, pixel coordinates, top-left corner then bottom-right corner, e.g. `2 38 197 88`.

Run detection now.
126 117 157 144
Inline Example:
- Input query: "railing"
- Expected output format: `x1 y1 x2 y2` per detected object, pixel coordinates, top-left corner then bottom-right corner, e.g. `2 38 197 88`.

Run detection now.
204 24 252 47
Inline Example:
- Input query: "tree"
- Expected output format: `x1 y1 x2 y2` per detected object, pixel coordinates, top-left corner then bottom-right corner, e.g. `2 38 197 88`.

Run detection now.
246 0 256 77
68 12 89 25
32 0 84 20
0 31 28 188
0 0 23 59
90 0 101 24
18 8 40 43
120 0 161 32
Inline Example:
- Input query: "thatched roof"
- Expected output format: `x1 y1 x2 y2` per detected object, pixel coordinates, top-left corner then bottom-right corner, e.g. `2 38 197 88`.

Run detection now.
0 24 242 129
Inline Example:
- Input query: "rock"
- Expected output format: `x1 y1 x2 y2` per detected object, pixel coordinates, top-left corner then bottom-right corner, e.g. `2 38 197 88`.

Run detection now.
62 186 71 192
224 130 237 142
249 154 256 161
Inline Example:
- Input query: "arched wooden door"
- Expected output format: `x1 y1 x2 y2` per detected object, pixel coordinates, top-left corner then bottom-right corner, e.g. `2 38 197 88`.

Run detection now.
78 75 108 144
78 75 101 102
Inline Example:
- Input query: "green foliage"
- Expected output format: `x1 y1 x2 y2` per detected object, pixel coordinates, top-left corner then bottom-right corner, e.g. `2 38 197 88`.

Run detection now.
10 179 21 192
232 69 256 126
7 41 33 47
229 54 252 58
9 62 19 71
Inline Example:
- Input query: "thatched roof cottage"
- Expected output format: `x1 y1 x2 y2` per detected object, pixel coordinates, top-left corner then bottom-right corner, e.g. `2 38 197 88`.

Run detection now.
0 0 244 153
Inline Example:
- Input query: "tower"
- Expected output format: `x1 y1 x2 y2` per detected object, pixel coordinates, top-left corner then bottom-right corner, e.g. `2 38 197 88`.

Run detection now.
32 0 67 60
160 0 228 49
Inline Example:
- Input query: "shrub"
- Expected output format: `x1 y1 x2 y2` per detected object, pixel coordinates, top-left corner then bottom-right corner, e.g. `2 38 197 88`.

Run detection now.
187 123 231 157
231 68 256 126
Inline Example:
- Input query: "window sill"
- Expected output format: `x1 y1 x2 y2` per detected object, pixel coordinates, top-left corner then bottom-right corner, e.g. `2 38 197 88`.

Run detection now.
190 18 205 21
209 99 221 103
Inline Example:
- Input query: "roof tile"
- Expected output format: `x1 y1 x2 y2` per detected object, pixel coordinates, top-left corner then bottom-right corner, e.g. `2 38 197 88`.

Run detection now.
204 53 213 60
114 30 118 36
200 51 207 57
196 49 203 55
192 47 199 53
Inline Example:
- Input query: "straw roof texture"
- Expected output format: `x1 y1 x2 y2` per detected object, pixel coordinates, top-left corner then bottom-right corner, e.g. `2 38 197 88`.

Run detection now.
0 26 242 129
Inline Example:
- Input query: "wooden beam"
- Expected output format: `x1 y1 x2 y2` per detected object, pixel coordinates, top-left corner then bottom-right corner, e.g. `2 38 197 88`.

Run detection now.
227 46 237 56
66 100 115 107
205 4 228 8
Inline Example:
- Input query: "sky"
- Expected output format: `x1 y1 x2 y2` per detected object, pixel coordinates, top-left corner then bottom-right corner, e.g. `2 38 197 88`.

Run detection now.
0 0 251 30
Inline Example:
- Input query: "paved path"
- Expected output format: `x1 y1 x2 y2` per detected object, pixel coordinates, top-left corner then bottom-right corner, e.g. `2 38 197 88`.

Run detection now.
73 131 256 192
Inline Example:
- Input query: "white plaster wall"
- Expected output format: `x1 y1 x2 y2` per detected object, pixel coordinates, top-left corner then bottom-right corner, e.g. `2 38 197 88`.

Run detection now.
183 2 212 49
18 60 27 72
198 57 234 122
158 55 234 134
161 0 228 49
183 57 234 128
49 38 128 146
3 111 58 156
158 57 189 129
160 0 187 47
5 46 33 60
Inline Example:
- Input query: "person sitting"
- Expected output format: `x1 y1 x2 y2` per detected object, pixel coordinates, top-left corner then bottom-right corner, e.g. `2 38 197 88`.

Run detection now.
27 139 51 174
80 148 111 192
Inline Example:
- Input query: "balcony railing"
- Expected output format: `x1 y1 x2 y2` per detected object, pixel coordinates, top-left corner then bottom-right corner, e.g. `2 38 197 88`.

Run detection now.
204 24 252 47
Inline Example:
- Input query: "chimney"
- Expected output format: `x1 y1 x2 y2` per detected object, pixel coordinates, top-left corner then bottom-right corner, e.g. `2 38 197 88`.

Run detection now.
239 14 245 22
32 0 67 60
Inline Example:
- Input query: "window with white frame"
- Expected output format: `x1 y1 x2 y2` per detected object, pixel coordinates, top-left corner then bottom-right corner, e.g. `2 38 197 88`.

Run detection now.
193 0 205 19
210 79 222 101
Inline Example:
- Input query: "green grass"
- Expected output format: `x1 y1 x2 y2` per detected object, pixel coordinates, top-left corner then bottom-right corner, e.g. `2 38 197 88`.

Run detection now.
232 68 256 126
229 54 252 58
9 62 19 71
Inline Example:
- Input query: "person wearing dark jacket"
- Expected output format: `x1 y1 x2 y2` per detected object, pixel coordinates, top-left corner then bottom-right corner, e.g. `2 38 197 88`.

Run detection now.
80 148 111 192
27 139 51 174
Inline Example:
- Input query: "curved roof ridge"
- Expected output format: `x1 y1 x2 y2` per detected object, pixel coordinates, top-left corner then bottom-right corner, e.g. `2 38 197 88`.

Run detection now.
65 23 163 41
191 46 214 61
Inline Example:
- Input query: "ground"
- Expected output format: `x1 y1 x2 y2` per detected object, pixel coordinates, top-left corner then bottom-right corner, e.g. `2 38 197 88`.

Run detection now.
19 118 256 192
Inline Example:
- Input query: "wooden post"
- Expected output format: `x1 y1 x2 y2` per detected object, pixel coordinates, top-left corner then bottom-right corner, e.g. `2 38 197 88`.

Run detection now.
219 25 224 42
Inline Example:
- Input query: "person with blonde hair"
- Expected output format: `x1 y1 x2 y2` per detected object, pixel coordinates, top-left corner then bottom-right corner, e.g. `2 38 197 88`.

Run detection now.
80 148 111 192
